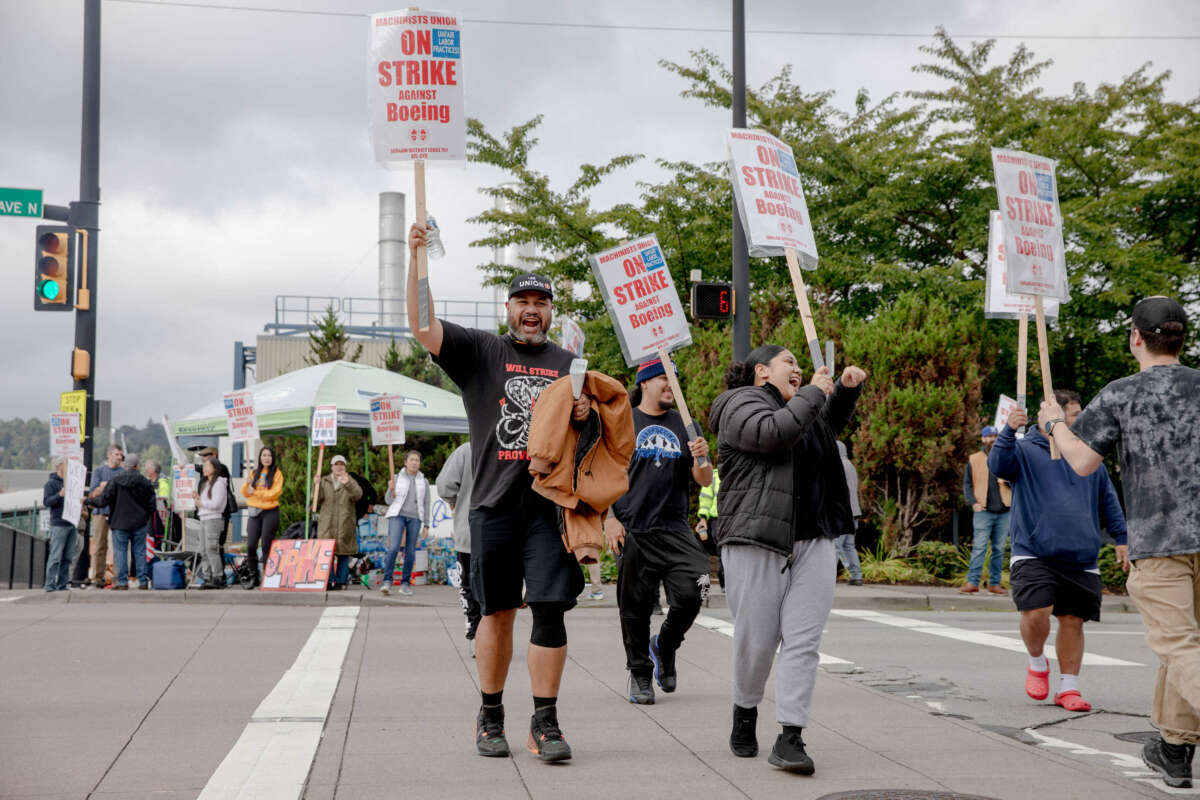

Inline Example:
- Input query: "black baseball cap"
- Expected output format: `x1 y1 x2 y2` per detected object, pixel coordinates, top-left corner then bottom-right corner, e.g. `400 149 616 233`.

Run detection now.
508 272 553 300
1126 296 1187 334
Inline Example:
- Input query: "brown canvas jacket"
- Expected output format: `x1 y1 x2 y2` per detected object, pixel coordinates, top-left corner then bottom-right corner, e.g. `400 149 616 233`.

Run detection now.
527 371 635 564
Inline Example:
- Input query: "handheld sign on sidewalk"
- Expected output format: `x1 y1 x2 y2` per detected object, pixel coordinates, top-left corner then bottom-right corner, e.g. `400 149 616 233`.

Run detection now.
369 394 406 481
727 128 825 371
589 236 708 467
369 8 466 331
222 390 259 443
261 539 335 592
991 148 1071 458
50 413 81 458
172 464 197 512
560 317 585 357
311 404 338 511
994 394 1021 432
984 211 1061 321
63 460 87 529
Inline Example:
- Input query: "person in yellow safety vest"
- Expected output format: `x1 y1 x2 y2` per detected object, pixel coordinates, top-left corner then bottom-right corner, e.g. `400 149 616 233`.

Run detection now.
696 464 723 589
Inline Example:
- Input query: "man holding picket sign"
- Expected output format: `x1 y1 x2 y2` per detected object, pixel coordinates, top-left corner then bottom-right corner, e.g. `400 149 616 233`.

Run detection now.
407 224 589 763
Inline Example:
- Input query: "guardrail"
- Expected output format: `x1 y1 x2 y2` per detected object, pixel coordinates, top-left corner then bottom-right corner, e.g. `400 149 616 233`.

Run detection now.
267 295 502 339
1 519 48 590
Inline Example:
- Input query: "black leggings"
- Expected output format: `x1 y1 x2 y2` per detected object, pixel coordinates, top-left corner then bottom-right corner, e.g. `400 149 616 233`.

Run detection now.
245 507 280 577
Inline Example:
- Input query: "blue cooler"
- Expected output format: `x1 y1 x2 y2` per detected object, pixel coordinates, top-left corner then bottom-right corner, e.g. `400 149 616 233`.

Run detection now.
152 560 186 589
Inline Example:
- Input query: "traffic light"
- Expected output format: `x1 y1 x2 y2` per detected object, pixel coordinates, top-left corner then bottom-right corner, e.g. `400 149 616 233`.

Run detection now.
34 225 74 311
691 281 733 321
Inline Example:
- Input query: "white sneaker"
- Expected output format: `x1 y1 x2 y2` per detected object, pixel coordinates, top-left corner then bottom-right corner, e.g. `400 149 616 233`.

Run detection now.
588 588 604 601
399 584 414 596
380 585 390 596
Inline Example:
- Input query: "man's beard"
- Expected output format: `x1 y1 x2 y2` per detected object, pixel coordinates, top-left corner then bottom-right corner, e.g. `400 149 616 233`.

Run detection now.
507 315 549 346
657 396 675 412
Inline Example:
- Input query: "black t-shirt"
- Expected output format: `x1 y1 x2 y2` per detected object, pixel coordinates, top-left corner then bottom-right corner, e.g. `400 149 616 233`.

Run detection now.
432 320 573 510
612 407 693 536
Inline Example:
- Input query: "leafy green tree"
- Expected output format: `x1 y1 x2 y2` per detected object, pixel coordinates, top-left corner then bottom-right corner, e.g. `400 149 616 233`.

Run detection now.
306 303 362 366
464 30 1199 543
382 336 458 395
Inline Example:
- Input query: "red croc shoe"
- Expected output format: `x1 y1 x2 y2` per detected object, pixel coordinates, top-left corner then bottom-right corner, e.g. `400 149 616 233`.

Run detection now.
1054 690 1092 712
1026 666 1050 700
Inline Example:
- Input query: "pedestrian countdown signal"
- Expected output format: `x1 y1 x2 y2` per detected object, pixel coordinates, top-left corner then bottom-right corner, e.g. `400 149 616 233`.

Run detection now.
34 225 74 311
691 281 733 321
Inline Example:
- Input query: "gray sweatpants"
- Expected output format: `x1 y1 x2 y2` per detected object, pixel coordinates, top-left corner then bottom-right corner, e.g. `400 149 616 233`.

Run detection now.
722 537 836 727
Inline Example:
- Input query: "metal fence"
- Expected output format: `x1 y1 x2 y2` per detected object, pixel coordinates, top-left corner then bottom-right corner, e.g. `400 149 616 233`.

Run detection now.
267 295 502 339
1 517 48 590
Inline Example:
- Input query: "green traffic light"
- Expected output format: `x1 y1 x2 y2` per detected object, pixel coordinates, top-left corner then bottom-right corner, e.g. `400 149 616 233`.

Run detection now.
38 279 60 301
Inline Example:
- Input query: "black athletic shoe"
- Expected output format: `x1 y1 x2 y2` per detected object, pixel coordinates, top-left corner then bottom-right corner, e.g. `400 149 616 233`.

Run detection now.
475 705 510 757
729 704 758 757
649 634 677 693
768 726 815 774
1143 735 1194 788
628 671 655 705
527 707 572 762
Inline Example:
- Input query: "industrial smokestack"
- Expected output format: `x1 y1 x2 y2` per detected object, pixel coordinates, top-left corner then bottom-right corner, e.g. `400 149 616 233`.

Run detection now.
379 192 406 328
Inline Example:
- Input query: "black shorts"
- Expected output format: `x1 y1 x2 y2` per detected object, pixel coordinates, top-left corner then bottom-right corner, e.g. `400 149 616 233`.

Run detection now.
468 489 584 617
1010 558 1103 622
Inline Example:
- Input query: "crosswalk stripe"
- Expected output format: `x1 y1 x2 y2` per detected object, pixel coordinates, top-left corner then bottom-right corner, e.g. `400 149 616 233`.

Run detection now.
693 614 853 666
829 609 1143 666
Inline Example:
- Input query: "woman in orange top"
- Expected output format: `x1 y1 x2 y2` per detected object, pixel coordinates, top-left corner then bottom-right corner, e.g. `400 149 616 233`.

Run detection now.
240 446 284 587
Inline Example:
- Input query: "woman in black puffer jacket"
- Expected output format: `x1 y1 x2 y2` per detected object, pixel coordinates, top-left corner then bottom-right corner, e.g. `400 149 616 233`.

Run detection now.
708 343 866 776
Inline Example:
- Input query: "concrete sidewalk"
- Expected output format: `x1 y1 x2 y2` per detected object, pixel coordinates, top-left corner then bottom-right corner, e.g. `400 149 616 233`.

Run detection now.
301 605 1156 800
0 581 1139 613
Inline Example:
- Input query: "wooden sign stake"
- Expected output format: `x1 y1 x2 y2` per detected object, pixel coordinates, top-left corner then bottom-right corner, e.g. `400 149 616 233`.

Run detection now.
657 347 709 469
1016 312 1028 436
784 247 825 372
414 159 431 332
311 443 325 512
387 444 395 488
1033 295 1060 460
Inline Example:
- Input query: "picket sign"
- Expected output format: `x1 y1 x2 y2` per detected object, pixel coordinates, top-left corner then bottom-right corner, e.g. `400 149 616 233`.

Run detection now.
728 128 826 372
589 237 706 468
415 161 432 331
991 149 1070 460
310 404 338 512
994 394 1021 432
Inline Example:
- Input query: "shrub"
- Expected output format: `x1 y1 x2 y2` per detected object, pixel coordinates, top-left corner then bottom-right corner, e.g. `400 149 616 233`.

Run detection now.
1098 543 1128 592
859 540 936 584
912 541 964 580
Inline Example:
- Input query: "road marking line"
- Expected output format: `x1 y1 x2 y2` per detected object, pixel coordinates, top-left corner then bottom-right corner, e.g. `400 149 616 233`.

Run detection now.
830 609 1143 666
0 596 26 602
973 629 1147 636
198 607 359 800
1025 729 1186 795
693 614 853 666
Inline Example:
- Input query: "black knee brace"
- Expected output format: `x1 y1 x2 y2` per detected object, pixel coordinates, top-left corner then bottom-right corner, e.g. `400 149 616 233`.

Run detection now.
528 603 568 648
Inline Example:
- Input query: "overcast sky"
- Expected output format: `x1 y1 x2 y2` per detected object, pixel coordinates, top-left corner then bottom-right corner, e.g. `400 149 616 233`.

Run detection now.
1 0 1197 428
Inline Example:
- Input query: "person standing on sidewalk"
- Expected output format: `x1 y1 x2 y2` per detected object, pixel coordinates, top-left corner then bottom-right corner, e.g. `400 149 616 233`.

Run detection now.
835 441 864 586
608 356 713 706
87 454 156 590
381 450 431 597
82 444 123 588
314 455 363 590
241 446 284 588
407 222 589 763
709 344 866 775
43 457 78 592
1039 296 1200 788
960 426 1012 595
437 441 482 645
992 393 1127 714
194 458 228 590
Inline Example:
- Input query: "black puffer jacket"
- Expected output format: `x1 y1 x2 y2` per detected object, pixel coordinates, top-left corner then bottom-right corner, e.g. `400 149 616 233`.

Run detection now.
709 380 861 559
89 469 156 531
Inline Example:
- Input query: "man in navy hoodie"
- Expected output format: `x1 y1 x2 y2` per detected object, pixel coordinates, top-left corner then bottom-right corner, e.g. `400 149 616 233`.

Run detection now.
990 390 1127 714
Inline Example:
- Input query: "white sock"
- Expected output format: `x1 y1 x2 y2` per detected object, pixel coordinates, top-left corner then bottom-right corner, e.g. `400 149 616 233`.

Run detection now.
1029 654 1049 672
1059 674 1079 694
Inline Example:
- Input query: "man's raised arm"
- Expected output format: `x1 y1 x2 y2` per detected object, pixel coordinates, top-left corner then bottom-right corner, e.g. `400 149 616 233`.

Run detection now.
406 222 444 357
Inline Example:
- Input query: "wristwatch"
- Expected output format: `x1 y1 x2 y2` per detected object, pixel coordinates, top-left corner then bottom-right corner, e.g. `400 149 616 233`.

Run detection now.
1044 417 1065 436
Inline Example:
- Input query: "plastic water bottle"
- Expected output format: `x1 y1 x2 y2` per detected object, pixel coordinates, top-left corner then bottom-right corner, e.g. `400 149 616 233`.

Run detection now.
425 216 445 259
224 566 234 586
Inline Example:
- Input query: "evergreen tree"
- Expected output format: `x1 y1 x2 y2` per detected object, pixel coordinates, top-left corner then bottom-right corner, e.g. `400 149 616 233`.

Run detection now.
305 304 363 365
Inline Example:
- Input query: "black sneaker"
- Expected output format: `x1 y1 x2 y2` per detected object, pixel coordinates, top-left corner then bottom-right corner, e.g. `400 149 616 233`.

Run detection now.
768 726 815 774
628 671 655 705
649 634 677 693
527 707 572 762
1143 735 1194 788
475 705 510 757
730 704 758 757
